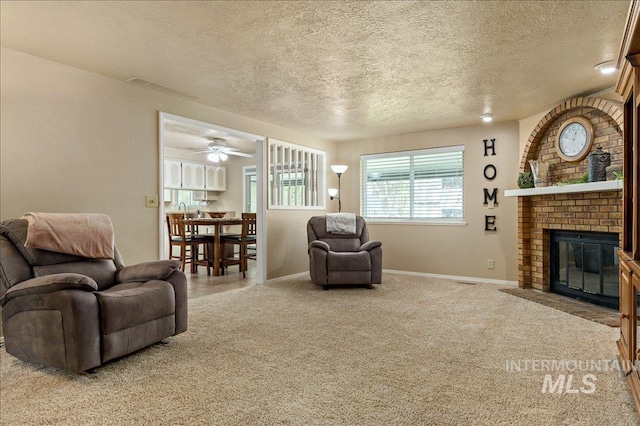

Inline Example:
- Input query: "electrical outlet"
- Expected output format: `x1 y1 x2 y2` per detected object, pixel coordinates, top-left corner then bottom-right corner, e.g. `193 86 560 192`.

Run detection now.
487 259 495 269
145 195 159 208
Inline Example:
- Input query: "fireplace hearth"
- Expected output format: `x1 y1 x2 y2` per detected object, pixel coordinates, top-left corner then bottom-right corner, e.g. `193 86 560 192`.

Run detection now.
550 230 619 309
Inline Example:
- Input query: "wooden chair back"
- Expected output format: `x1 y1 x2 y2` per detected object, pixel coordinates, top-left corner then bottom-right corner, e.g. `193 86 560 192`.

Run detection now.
166 213 187 239
242 213 257 238
220 213 257 278
167 212 201 235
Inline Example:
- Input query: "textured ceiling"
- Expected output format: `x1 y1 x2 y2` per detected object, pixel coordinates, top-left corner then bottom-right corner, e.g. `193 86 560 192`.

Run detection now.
0 1 631 142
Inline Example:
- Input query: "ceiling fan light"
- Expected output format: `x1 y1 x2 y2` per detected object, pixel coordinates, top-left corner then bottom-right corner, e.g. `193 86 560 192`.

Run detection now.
208 152 220 162
219 152 228 161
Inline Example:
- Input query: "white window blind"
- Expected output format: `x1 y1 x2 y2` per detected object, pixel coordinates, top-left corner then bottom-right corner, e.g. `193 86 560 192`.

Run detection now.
269 139 326 209
361 146 464 220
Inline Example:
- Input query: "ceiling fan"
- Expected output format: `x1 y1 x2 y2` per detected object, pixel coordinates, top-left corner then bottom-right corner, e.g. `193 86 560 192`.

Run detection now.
187 137 253 163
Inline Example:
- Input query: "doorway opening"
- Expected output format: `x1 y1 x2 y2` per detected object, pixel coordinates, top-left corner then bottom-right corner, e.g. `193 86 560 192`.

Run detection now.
158 112 267 284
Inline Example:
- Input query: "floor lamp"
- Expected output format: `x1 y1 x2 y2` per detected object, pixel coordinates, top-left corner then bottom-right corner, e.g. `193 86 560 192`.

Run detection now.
328 165 348 212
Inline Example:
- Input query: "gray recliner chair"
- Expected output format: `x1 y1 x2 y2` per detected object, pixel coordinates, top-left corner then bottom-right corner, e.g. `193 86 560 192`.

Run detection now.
0 218 188 373
307 215 382 290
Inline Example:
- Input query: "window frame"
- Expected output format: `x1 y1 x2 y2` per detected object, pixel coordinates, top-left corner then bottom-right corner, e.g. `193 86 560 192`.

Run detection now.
268 139 326 210
360 145 466 226
243 165 258 213
170 189 208 208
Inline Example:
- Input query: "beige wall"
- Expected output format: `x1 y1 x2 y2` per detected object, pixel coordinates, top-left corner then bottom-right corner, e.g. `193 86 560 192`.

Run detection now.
1 47 334 275
266 209 323 279
519 111 548 162
215 156 254 215
336 122 520 282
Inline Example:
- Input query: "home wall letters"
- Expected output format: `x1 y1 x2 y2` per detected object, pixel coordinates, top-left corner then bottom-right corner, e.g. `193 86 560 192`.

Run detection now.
483 138 497 232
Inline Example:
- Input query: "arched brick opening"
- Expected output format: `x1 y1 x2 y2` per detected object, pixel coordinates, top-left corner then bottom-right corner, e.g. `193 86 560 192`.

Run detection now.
519 97 623 172
516 97 624 291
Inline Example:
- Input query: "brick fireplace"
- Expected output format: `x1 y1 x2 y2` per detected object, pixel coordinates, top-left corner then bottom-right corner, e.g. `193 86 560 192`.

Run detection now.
510 97 623 295
517 189 622 292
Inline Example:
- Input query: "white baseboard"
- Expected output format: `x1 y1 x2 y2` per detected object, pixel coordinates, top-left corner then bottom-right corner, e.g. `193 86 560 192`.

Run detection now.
266 269 517 286
383 269 518 286
266 271 309 284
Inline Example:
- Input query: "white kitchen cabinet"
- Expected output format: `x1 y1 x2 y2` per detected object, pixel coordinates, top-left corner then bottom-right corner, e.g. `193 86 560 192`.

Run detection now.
164 159 182 189
205 166 226 191
164 159 226 192
181 161 206 190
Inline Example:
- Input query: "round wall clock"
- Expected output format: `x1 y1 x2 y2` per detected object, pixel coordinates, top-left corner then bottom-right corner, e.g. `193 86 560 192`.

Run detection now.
556 116 594 162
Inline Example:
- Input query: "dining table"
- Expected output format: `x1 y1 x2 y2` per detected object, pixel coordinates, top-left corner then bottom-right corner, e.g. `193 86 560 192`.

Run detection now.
182 217 243 276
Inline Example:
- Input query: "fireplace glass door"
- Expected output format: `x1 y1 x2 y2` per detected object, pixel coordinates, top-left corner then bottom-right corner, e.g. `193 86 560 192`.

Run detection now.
551 230 619 309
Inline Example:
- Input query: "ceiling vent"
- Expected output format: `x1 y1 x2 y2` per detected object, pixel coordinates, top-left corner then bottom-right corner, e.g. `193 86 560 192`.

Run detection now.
125 77 199 101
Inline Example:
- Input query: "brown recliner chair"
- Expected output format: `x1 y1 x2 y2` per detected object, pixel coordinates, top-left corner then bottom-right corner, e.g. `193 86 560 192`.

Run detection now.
307 215 382 290
0 218 188 373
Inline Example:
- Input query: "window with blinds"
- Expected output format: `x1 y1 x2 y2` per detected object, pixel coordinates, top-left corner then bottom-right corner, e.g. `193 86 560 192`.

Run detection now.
360 146 464 220
269 139 326 209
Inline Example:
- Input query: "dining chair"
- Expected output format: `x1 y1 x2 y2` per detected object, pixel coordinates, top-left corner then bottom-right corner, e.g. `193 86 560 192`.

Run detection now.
220 213 256 278
166 213 209 274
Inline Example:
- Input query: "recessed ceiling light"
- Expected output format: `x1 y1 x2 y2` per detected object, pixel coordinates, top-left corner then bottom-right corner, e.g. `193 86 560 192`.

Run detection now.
594 61 617 74
481 114 493 123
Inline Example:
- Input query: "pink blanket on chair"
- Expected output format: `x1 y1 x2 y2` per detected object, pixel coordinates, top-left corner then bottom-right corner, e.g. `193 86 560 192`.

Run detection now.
22 212 114 259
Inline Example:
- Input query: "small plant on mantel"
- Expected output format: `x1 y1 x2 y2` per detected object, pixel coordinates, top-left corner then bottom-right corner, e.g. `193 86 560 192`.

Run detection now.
557 173 589 186
517 172 535 189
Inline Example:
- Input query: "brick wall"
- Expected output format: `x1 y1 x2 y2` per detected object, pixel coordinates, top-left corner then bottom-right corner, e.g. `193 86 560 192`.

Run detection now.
530 108 623 184
518 97 623 291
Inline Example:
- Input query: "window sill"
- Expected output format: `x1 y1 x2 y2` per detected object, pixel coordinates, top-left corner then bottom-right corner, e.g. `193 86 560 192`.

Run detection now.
365 219 467 227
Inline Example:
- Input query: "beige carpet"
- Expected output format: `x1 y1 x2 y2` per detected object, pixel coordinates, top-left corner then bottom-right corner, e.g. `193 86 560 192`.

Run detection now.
1 273 638 425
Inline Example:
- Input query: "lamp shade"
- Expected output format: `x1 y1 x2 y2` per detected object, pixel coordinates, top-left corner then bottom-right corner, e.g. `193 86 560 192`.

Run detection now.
208 153 220 162
331 164 348 174
328 188 338 197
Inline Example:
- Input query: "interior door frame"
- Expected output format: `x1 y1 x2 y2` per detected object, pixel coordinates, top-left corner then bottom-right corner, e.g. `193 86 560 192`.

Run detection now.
158 112 267 284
